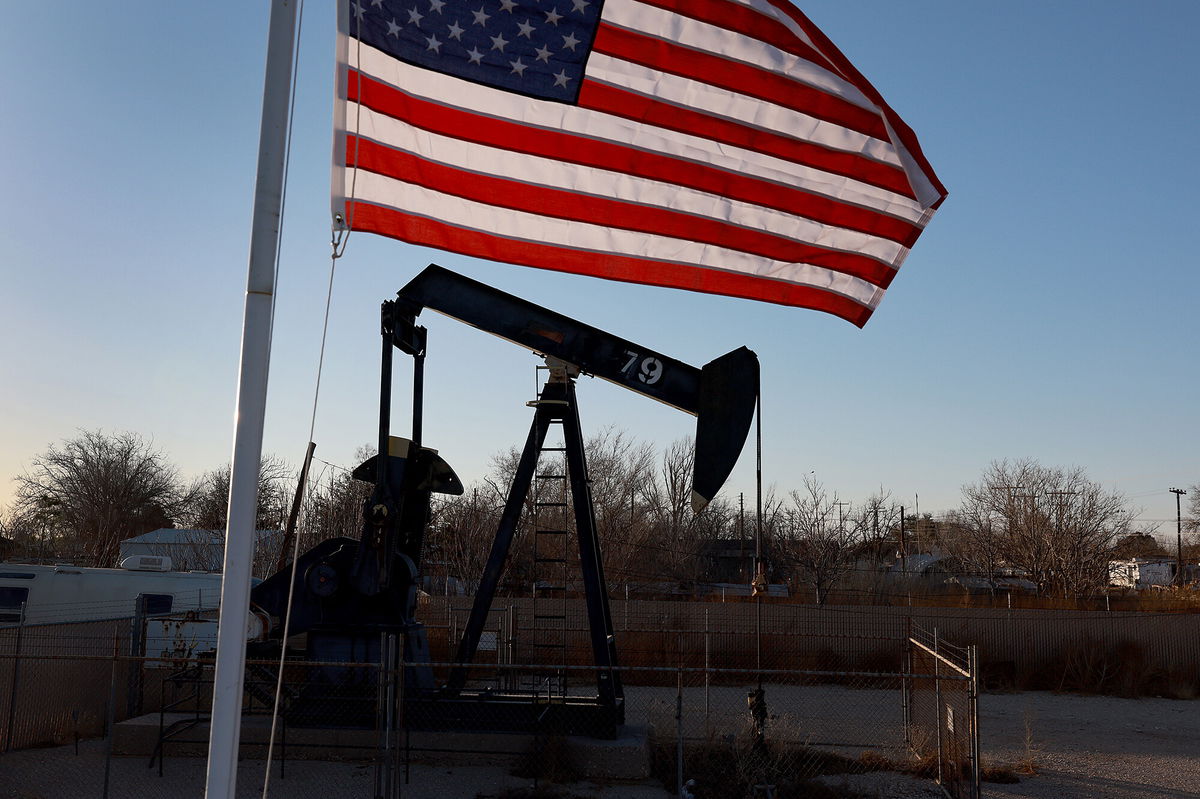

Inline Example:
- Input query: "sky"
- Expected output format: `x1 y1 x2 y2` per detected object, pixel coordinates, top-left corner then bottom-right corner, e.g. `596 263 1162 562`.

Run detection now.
1 1 1196 535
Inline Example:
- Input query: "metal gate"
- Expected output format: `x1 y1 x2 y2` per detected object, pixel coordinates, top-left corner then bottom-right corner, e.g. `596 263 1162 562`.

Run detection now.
905 625 980 799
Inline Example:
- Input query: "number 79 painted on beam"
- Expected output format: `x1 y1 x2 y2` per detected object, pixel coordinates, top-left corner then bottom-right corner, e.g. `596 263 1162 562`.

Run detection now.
622 350 664 385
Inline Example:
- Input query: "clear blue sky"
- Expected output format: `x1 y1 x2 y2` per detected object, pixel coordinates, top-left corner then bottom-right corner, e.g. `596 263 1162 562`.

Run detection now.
1 1 1196 532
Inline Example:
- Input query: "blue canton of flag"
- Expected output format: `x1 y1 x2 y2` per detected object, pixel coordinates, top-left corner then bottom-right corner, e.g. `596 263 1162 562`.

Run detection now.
350 0 602 102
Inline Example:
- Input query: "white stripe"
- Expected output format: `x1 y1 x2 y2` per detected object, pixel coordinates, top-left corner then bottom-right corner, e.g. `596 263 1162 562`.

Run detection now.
345 105 907 265
346 42 929 225
721 0 827 59
351 169 883 307
587 53 903 166
720 0 945 208
602 0 877 112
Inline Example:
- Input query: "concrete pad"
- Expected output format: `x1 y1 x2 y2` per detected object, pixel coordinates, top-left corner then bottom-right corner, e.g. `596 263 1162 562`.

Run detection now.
112 714 651 779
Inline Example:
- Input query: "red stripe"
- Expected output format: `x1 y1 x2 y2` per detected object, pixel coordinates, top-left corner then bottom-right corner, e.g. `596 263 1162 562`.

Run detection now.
761 0 948 204
593 23 889 142
348 201 874 327
348 135 898 286
349 70 922 246
578 81 915 200
633 0 837 73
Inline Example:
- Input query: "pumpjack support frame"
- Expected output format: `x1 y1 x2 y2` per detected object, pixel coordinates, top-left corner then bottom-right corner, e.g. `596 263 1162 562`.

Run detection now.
446 376 624 716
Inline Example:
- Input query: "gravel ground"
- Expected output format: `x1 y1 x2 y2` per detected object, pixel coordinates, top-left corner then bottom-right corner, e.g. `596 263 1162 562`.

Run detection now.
978 692 1199 799
0 740 672 799
2 690 1196 798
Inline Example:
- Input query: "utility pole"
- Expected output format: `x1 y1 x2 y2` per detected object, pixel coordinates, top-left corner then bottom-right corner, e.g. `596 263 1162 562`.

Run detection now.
739 492 746 580
1170 488 1187 587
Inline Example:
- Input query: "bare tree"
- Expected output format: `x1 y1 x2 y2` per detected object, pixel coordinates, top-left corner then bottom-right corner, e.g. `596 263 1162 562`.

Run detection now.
10 430 189 566
778 475 860 604
956 459 1133 597
425 484 502 593
181 455 294 533
1187 484 1200 536
642 438 707 587
579 427 656 590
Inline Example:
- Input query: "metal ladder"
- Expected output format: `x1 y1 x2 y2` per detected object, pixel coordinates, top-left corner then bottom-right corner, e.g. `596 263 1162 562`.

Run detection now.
527 388 571 695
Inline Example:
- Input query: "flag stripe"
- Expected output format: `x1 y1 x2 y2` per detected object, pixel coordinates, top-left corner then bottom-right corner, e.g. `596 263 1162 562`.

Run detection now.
348 45 929 224
630 0 835 77
591 23 889 142
346 106 908 265
349 135 898 286
349 68 924 245
346 169 885 307
348 200 876 326
586 52 902 169
602 0 874 114
755 0 949 204
579 76 916 199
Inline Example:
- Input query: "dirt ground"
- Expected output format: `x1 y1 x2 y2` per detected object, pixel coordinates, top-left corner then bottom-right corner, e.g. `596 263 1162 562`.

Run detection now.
1 689 1196 798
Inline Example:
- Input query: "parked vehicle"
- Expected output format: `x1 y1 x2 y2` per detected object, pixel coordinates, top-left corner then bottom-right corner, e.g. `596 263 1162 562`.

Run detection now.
0 556 227 626
1108 558 1175 590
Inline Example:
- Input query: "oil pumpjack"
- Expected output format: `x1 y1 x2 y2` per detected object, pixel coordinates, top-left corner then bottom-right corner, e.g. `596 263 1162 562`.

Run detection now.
249 265 758 738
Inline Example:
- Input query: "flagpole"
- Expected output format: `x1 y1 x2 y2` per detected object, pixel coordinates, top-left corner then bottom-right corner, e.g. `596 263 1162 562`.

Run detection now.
204 1 298 797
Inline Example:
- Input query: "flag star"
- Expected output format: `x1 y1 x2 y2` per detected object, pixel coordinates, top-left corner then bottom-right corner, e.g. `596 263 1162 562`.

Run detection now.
407 6 424 24
510 58 527 76
534 44 553 63
429 0 445 12
466 46 485 64
561 32 580 51
544 7 562 25
499 0 517 11
516 19 536 38
387 17 402 36
352 2 366 21
446 20 465 40
571 0 589 12
425 34 442 52
490 32 509 51
553 69 571 87
471 6 490 25
371 0 384 7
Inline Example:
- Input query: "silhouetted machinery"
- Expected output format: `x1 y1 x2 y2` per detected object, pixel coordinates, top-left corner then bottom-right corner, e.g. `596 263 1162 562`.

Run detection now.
250 265 758 738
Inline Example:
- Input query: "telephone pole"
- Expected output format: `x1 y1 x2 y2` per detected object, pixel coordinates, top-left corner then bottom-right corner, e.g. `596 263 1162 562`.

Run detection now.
1170 488 1187 586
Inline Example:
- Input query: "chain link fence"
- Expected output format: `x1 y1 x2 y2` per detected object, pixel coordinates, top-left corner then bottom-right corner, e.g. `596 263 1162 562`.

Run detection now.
3 600 984 799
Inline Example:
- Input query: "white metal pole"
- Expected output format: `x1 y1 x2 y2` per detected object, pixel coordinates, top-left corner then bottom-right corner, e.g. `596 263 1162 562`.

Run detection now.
204 2 298 797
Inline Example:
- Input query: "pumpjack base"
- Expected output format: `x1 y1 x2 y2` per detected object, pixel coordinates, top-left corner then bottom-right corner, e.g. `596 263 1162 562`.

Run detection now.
406 692 624 739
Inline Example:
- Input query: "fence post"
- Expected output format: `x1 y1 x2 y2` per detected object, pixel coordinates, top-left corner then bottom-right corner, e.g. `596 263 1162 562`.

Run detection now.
675 662 684 799
901 626 911 748
704 608 710 725
128 594 148 718
103 632 119 799
3 601 25 753
933 628 944 788
969 644 981 799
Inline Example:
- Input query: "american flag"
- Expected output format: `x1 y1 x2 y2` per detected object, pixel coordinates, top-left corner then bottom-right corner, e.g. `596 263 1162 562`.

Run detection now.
333 0 946 326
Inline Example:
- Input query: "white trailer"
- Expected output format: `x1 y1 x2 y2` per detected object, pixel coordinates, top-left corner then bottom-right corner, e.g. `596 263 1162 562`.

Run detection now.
1108 558 1175 590
0 556 227 626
